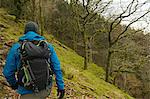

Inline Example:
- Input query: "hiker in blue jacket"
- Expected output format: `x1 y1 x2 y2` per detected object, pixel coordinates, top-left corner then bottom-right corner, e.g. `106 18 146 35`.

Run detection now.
3 21 65 99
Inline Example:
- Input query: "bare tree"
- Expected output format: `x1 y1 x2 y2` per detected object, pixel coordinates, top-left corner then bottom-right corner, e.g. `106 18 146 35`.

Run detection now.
70 0 112 70
102 0 150 82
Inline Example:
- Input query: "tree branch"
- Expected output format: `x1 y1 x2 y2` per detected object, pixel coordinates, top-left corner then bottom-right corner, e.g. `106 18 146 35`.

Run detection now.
111 10 150 46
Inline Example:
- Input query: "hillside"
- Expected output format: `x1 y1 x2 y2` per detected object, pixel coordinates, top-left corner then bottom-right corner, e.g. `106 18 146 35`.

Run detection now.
0 8 134 99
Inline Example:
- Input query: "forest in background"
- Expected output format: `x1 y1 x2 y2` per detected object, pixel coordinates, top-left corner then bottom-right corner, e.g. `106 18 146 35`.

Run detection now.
0 0 150 98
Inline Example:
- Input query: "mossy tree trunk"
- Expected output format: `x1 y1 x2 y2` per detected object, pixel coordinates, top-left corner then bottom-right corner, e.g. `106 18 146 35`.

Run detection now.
31 0 36 21
73 32 77 51
82 31 88 70
14 0 22 20
39 0 44 35
105 50 112 82
70 0 100 70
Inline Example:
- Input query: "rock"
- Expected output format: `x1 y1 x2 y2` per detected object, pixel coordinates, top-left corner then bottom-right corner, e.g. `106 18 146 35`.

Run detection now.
3 14 16 21
4 39 15 47
0 50 4 55
0 24 6 28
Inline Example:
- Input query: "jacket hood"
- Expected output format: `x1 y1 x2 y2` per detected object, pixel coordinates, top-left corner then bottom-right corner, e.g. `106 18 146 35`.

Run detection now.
19 31 45 41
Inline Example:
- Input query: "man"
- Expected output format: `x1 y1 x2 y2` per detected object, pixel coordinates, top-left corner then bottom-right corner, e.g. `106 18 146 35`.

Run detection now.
3 21 65 99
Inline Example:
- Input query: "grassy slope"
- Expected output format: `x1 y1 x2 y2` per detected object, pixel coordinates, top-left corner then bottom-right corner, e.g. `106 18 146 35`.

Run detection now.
0 8 134 99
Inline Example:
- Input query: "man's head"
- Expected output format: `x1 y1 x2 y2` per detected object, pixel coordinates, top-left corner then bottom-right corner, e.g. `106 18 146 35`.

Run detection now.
24 21 39 34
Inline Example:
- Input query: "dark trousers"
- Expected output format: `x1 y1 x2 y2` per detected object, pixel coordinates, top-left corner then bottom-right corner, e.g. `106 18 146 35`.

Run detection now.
20 90 49 99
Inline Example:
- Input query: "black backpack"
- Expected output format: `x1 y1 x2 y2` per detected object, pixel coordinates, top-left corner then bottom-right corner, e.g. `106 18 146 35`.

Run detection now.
17 40 53 93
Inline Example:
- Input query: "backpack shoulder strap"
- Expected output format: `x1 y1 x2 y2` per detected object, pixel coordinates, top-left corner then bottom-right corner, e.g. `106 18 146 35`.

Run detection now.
18 40 28 50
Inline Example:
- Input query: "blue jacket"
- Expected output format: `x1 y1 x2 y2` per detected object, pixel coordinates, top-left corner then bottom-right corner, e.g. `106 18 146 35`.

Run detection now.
3 31 64 95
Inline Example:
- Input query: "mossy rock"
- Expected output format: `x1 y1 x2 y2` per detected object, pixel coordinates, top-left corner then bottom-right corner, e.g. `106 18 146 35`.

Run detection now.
3 14 16 21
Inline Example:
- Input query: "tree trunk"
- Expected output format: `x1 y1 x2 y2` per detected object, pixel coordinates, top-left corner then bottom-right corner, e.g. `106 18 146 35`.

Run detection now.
124 72 127 91
89 40 93 63
113 73 118 85
73 32 77 51
105 50 111 82
31 0 36 21
14 0 22 20
83 31 88 70
0 0 1 7
39 0 44 35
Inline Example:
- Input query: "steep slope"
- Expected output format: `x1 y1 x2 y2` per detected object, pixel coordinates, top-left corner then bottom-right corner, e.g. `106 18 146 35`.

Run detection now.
0 8 133 99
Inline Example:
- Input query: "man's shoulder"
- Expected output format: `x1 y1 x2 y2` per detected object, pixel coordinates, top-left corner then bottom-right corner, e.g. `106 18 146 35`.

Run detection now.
46 42 53 48
47 43 52 46
46 42 55 52
11 42 20 50
13 42 20 46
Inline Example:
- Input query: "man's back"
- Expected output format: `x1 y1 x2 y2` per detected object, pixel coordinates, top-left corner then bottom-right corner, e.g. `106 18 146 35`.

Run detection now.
3 22 65 99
